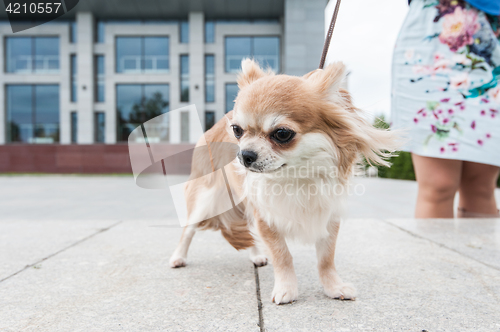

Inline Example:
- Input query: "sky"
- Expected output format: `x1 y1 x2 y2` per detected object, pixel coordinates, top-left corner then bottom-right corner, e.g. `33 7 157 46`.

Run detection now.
324 0 409 119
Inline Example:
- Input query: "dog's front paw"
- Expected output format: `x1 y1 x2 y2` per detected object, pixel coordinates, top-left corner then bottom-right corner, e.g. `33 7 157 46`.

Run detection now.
323 282 356 300
272 282 298 304
169 255 187 268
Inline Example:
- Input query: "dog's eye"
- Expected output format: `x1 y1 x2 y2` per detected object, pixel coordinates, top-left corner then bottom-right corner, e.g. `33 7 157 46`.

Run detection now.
232 125 244 139
272 129 295 143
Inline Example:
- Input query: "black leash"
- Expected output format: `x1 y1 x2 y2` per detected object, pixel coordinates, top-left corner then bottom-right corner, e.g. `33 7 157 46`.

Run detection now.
319 0 342 69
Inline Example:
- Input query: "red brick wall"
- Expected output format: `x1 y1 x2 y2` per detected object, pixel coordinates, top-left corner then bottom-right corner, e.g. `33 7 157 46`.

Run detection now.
0 144 195 174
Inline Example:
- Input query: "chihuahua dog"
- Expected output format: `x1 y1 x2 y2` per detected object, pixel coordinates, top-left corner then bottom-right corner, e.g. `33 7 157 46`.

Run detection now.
169 59 399 304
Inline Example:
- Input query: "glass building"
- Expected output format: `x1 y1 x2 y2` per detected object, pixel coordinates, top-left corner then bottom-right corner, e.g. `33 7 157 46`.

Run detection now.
0 0 327 146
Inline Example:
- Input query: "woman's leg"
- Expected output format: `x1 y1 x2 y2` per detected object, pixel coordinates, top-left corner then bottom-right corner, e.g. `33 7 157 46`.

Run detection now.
458 161 500 217
412 154 462 218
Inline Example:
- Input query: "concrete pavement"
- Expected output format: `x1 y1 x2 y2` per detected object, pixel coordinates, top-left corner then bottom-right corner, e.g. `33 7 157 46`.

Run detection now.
0 175 499 331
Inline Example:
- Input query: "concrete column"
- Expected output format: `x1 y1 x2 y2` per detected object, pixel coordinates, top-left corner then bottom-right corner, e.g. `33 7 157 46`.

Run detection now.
188 12 205 136
0 28 5 144
59 25 72 145
104 25 116 144
76 12 95 143
284 0 327 76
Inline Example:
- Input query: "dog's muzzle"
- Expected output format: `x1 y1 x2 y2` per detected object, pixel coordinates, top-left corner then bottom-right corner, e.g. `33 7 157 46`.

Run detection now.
239 150 258 168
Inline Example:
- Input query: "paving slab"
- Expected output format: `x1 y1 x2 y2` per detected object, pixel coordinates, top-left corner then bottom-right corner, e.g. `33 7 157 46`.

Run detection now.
0 175 180 221
385 218 500 271
1 176 500 331
258 218 500 332
346 178 418 218
0 220 260 332
0 220 119 281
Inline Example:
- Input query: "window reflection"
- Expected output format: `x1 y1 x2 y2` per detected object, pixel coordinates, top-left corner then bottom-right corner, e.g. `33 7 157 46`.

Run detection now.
225 83 239 113
116 37 169 73
94 112 105 143
70 55 77 102
35 85 60 143
7 85 60 143
144 37 169 72
181 112 189 142
205 111 215 131
116 84 169 142
225 37 251 73
205 21 214 43
180 21 189 43
71 111 77 143
6 37 59 73
180 55 189 102
95 55 105 102
225 36 280 73
205 55 215 103
70 21 77 43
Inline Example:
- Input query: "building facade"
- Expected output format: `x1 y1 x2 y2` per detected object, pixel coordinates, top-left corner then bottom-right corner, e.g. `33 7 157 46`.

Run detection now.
0 0 326 148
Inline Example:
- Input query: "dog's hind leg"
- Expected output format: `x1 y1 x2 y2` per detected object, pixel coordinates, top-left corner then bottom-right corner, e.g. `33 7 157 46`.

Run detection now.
169 224 197 268
248 245 268 267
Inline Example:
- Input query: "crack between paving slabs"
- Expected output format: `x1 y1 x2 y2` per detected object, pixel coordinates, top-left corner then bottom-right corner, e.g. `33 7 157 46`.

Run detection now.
380 219 500 272
254 265 265 332
0 221 123 283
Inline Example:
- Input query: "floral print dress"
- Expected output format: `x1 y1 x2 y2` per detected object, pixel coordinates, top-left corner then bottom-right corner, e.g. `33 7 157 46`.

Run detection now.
392 0 500 166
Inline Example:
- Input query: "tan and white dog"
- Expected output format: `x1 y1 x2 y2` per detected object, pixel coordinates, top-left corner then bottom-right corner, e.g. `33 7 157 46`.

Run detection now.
169 59 399 304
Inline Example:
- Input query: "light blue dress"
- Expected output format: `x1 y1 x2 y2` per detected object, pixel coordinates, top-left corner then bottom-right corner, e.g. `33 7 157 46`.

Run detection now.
392 0 500 167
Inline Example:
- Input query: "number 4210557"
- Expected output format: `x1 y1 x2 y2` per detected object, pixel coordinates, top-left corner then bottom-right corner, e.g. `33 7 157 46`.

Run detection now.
5 2 62 14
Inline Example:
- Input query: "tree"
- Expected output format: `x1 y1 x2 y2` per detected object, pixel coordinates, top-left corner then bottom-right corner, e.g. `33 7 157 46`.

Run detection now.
129 92 169 124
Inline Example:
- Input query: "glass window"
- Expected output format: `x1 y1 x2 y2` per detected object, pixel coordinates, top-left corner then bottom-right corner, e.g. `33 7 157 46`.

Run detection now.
144 37 169 72
116 37 169 73
70 55 77 102
70 21 77 43
95 55 105 102
34 85 60 143
116 37 141 73
205 55 215 103
253 37 280 73
205 111 215 131
6 37 59 73
180 55 189 102
96 21 105 43
34 37 59 73
116 84 169 142
71 111 77 143
225 37 251 73
6 37 31 73
6 85 32 143
181 112 189 142
225 83 239 113
205 21 214 43
225 36 280 73
180 21 189 43
94 112 105 143
6 85 59 143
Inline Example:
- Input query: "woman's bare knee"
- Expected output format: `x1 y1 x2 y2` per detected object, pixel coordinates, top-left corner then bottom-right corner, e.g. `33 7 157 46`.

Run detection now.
460 162 499 199
419 179 458 203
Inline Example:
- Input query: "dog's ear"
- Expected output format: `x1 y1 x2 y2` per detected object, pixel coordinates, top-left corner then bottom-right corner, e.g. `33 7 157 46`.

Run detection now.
238 58 267 89
303 62 346 101
306 63 402 179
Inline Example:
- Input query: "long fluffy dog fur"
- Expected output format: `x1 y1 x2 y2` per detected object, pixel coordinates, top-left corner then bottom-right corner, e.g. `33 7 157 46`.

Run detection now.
169 59 400 304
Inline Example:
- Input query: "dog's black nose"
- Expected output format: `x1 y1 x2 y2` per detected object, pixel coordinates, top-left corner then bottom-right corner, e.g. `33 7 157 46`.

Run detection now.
240 150 258 168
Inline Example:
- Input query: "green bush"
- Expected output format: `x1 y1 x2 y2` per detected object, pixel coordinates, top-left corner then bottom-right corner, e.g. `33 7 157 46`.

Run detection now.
376 151 416 180
369 115 415 181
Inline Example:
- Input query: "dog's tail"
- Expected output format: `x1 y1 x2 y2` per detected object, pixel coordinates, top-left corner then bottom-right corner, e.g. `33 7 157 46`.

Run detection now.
220 219 254 250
